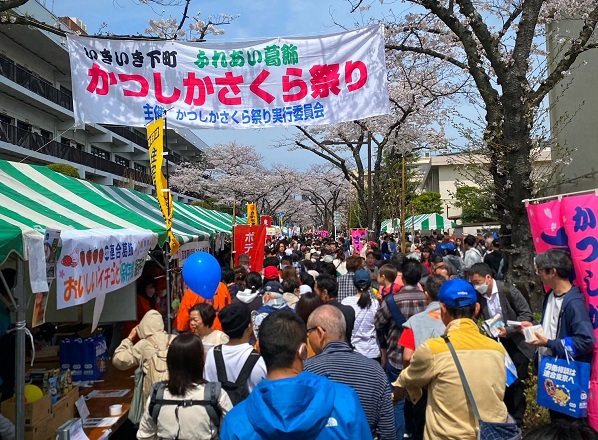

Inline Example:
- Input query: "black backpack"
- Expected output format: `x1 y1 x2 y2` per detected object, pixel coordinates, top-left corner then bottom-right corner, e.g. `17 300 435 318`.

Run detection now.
148 381 221 434
213 345 260 406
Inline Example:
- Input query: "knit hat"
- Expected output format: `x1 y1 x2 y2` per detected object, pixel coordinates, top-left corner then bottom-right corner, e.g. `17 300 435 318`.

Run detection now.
437 278 477 308
264 266 279 280
322 255 334 264
219 302 251 338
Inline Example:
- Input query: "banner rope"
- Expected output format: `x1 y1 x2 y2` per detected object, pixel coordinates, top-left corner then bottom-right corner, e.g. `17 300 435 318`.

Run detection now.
19 122 80 163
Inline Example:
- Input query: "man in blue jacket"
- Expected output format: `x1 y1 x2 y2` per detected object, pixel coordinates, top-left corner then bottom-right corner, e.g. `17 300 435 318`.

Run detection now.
221 309 371 439
522 249 595 420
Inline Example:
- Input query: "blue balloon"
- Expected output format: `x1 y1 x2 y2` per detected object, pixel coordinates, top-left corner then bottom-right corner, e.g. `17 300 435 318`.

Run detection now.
182 252 221 300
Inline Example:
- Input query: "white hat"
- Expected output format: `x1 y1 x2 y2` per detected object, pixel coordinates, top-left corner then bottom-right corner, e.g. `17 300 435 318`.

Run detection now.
285 248 293 256
299 285 312 295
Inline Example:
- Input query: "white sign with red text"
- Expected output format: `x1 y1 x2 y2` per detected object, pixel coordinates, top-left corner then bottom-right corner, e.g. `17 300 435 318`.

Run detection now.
67 25 389 129
56 228 157 309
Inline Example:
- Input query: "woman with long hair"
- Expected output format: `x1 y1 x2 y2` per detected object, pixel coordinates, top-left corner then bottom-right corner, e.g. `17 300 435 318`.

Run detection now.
341 269 381 362
421 246 433 274
137 333 232 440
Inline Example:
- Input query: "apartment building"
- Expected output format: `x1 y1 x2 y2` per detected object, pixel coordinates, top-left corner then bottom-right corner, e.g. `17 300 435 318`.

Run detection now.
0 1 205 202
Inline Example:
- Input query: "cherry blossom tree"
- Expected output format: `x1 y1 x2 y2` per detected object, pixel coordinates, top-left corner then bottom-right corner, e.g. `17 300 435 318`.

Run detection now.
299 164 349 231
347 0 598 305
280 43 459 237
0 0 237 40
170 142 332 228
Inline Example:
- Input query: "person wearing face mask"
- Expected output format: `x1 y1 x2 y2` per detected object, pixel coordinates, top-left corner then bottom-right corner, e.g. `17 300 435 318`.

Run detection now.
469 262 534 427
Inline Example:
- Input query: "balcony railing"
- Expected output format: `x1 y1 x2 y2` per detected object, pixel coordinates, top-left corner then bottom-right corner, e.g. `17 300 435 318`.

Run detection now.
101 125 148 149
0 122 153 185
0 54 73 111
100 124 182 165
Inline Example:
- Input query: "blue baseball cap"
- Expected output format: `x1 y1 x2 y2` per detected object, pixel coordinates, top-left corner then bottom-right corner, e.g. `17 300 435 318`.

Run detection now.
353 269 371 286
437 278 477 307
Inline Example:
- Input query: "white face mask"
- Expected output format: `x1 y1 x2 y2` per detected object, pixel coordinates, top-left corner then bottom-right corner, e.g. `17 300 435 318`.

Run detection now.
474 283 489 294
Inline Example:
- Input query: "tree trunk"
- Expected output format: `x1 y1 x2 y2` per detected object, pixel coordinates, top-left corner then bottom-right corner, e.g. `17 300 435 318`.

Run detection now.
491 77 542 312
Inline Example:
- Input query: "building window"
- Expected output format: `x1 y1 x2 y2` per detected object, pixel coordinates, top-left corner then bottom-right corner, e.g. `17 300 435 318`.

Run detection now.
115 155 130 167
134 163 147 174
91 145 109 160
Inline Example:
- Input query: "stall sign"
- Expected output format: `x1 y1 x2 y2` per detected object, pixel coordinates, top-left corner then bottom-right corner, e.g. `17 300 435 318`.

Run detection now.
57 228 157 309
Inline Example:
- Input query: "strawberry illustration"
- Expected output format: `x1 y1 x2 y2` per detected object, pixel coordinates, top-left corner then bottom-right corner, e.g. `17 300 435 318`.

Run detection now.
93 249 99 264
99 248 104 262
61 255 73 267
86 249 92 266
80 250 86 267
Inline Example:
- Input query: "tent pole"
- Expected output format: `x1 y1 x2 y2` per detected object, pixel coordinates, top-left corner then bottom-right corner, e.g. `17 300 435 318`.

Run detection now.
14 258 25 440
164 242 172 335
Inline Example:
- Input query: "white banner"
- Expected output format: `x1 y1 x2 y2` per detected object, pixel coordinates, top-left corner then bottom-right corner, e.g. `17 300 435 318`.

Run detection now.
67 25 389 129
56 228 157 309
173 240 210 266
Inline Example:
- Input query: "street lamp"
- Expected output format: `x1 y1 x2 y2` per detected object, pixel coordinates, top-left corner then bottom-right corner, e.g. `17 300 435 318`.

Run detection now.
322 132 373 239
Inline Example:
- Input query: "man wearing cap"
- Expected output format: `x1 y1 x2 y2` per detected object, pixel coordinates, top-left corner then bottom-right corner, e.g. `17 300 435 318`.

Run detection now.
204 302 267 394
304 305 395 440
263 265 280 283
393 278 508 440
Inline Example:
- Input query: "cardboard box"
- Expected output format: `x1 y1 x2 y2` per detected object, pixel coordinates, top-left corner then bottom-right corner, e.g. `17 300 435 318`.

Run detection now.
1 392 51 425
51 386 79 429
24 413 53 440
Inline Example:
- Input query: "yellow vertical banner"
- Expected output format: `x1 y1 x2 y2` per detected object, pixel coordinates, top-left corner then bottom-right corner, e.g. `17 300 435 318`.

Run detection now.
247 203 258 226
147 118 180 255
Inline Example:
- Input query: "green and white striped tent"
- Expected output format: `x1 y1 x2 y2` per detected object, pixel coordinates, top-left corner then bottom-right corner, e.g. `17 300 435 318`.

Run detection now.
381 218 400 233
0 160 209 280
90 185 213 241
404 213 456 231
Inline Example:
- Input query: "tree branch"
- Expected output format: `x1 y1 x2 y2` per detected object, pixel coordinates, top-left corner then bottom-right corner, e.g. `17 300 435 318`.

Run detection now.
173 0 191 40
531 3 598 108
385 43 468 70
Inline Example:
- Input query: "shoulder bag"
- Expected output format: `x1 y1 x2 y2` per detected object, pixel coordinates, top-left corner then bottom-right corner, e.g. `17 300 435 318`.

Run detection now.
442 335 521 440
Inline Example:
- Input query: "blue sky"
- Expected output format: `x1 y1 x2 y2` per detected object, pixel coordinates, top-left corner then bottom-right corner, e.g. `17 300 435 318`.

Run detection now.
48 0 396 169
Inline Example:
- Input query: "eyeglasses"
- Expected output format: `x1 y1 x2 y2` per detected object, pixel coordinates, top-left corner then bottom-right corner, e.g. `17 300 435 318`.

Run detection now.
307 326 325 335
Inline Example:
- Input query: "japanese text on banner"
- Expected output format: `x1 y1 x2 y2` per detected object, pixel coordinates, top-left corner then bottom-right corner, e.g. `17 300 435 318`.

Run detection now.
234 225 266 272
57 229 157 309
67 25 389 130
146 117 180 255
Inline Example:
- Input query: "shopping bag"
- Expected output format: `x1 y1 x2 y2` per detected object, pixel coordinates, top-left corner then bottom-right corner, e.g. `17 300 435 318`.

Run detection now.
505 350 518 387
128 365 145 425
537 354 590 418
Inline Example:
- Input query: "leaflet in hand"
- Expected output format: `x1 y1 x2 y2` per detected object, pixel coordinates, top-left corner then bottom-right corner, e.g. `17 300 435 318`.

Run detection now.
482 314 504 338
523 325 545 343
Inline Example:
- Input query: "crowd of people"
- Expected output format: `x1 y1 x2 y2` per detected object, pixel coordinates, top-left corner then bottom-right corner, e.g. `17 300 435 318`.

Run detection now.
115 231 598 440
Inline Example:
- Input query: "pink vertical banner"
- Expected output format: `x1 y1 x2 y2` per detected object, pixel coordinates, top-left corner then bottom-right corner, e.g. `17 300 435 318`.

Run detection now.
527 194 598 428
526 198 565 254
561 194 598 428
351 228 368 255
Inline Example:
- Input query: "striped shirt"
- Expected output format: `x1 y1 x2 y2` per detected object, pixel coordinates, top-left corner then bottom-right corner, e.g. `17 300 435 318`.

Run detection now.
375 285 427 369
304 341 395 440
